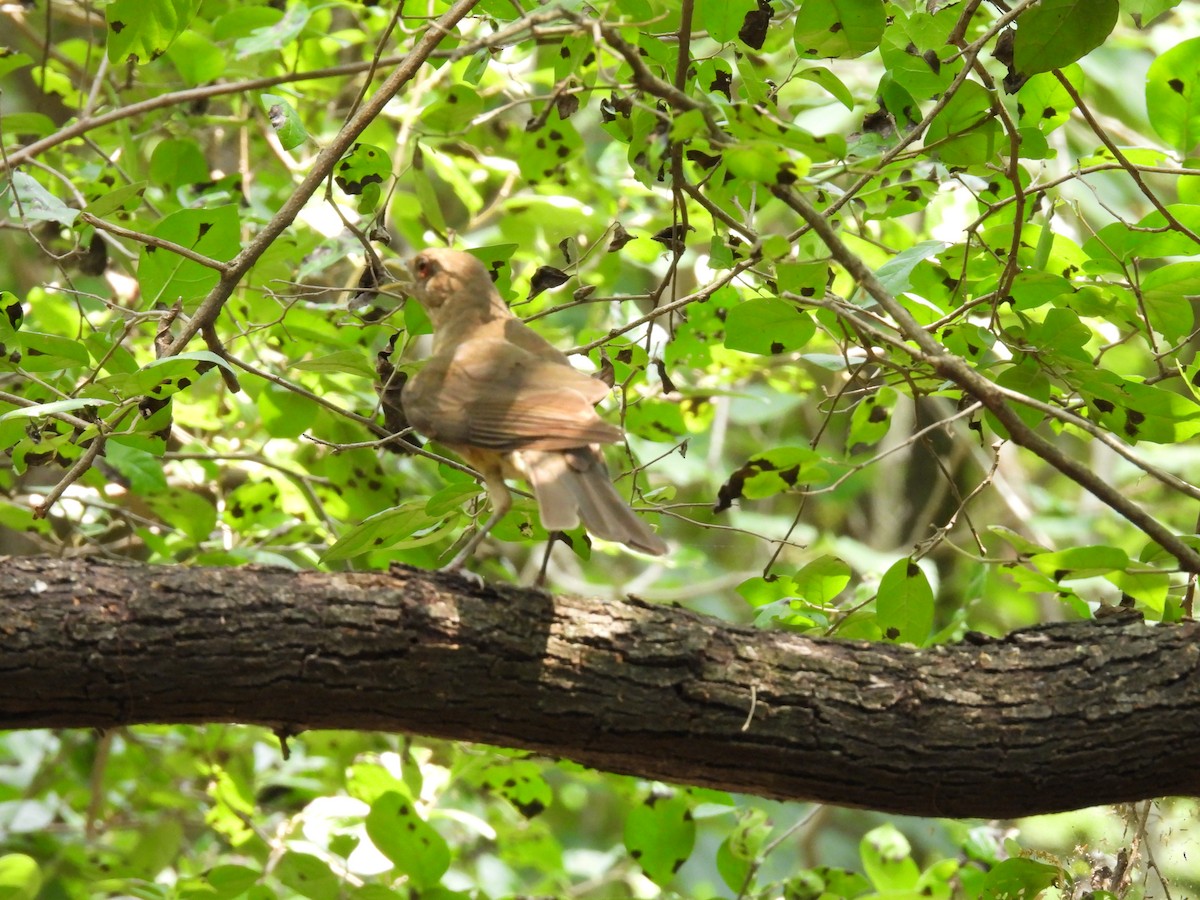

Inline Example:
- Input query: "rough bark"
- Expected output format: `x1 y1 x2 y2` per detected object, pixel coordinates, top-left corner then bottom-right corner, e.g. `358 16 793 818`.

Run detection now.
2 555 1197 818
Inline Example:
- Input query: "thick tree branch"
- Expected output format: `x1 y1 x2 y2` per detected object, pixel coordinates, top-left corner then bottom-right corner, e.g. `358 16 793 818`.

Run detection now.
3 556 1199 819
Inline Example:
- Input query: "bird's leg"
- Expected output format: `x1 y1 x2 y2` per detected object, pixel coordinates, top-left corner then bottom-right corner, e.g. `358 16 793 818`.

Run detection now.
440 466 512 573
534 533 558 587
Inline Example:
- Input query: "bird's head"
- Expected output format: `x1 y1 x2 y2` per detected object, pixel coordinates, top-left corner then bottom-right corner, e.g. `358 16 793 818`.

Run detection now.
408 248 493 321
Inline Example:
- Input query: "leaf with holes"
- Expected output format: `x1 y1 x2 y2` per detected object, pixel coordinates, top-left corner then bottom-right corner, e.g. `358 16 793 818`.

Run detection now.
725 298 815 355
365 791 451 889
624 791 695 887
1146 36 1200 153
793 0 886 59
877 559 933 646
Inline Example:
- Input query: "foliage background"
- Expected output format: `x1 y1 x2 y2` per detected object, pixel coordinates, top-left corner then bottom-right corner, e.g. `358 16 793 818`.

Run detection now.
3 0 1200 896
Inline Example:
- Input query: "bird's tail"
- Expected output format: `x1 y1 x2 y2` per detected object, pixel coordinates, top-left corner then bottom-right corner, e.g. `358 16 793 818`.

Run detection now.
521 449 668 556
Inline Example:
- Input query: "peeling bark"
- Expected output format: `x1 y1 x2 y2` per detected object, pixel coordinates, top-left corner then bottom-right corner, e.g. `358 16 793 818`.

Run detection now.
2 556 1198 818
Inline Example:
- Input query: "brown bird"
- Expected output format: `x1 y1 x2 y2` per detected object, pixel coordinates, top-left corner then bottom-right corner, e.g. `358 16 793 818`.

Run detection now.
401 247 669 571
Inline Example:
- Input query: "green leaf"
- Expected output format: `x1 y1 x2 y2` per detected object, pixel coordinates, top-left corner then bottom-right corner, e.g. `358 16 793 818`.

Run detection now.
274 851 338 900
261 93 309 151
0 50 34 81
166 29 226 84
472 760 552 818
1030 545 1131 580
106 437 168 495
697 0 757 43
793 0 886 59
365 791 451 889
877 558 934 646
872 240 947 297
203 864 260 899
982 858 1061 898
1124 0 1183 28
716 446 825 510
0 112 55 138
334 143 391 212
848 386 895 448
0 397 113 424
234 2 310 58
97 352 230 400
715 808 769 891
799 66 856 110
322 502 452 562
793 555 852 604
1016 69 1077 134
1145 36 1200 153
291 350 376 378
145 487 218 543
861 823 920 892
925 80 999 166
724 298 815 355
137 206 241 308
7 330 92 372
105 0 200 64
7 172 78 226
421 84 486 135
624 790 696 887
1013 0 1118 75
0 854 41 900
1141 261 1200 341
84 181 149 218
256 386 317 439
518 121 583 183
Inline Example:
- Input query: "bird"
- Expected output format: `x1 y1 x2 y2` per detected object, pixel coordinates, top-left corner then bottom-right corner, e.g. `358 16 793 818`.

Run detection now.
400 247 669 572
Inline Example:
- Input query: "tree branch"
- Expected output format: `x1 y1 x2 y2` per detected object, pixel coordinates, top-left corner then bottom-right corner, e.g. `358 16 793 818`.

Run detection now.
770 184 1200 576
3 556 1200 819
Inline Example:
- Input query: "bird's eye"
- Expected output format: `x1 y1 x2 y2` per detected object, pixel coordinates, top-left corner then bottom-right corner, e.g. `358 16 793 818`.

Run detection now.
414 258 434 280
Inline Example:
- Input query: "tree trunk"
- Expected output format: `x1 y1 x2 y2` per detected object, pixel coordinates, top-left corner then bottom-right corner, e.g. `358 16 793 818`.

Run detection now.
2 555 1197 818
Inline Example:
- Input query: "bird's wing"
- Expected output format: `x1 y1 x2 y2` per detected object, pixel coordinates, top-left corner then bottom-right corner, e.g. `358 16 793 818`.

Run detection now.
402 337 621 452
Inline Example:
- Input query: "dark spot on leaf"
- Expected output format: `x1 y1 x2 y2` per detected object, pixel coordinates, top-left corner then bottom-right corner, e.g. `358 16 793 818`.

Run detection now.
709 70 732 99
1093 398 1114 414
770 341 785 354
556 144 570 158
869 404 888 423
447 93 458 104
111 20 125 32
1042 106 1056 119
830 22 843 33
515 798 545 818
738 0 772 49
685 149 721 168
548 130 562 141
559 45 570 58
1169 78 1185 95
906 561 920 577
885 627 900 639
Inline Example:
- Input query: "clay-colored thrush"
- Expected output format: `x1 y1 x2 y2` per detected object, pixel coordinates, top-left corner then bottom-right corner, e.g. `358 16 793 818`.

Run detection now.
402 248 668 570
